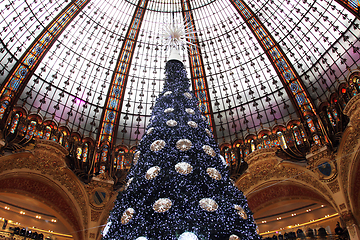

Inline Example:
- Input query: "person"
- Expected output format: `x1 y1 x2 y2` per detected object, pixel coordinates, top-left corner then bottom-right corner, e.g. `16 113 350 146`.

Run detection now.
306 228 314 237
318 226 327 237
296 229 305 238
335 222 344 235
335 222 350 239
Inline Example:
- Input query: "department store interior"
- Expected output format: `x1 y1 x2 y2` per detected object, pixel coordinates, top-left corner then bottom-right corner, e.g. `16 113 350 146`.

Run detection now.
0 0 360 239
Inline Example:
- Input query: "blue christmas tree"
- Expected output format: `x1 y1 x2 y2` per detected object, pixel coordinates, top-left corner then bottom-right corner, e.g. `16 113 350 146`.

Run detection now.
102 57 261 240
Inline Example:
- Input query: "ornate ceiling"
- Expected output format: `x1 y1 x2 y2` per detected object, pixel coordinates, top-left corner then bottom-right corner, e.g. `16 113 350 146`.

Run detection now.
0 0 359 147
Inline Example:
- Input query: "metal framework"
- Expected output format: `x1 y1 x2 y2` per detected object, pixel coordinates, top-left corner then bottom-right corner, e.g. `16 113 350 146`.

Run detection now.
229 0 330 144
335 0 360 19
97 0 149 147
0 0 90 122
181 0 217 140
229 0 321 122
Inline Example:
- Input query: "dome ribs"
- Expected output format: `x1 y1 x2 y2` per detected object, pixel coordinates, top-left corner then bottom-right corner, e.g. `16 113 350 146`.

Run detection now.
181 0 218 140
229 0 326 146
97 0 150 173
334 0 360 20
0 0 90 126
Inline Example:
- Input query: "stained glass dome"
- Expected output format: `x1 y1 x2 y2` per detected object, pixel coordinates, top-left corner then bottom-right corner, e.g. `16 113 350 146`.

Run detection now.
0 0 359 148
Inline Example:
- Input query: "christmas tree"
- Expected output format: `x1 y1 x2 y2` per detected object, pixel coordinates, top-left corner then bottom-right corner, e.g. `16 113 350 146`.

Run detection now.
102 52 261 239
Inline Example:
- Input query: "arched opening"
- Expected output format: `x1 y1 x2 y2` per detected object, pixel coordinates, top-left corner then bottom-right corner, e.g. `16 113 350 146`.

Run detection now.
247 182 340 238
0 193 73 239
0 174 84 240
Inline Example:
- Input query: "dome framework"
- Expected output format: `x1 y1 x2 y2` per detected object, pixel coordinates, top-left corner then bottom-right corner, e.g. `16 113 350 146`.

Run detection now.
0 0 359 179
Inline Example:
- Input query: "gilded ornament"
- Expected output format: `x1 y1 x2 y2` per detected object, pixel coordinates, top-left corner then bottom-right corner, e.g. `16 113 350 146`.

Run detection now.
153 198 172 213
229 235 241 240
164 108 174 113
176 139 192 151
133 151 140 165
184 92 192 99
205 128 212 137
166 119 178 127
187 121 198 128
150 140 166 152
121 208 135 224
199 198 218 212
203 145 216 157
175 162 193 175
145 166 160 180
147 127 154 135
163 91 172 96
234 205 247 219
185 108 195 115
206 167 222 180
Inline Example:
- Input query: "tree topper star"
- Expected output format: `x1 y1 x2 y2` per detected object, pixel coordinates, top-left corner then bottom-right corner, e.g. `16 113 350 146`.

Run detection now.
161 18 197 50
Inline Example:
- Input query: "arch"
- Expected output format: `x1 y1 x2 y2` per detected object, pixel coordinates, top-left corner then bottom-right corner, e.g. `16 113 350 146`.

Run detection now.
236 149 337 212
233 139 244 148
247 181 332 214
219 143 231 151
257 130 271 138
272 125 286 134
0 140 90 239
339 125 360 225
0 172 85 240
287 120 302 129
27 114 43 124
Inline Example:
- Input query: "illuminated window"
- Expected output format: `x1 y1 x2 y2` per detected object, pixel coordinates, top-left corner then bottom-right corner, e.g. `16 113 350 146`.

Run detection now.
25 121 37 139
82 143 89 163
262 135 271 148
76 147 82 160
306 116 317 133
10 113 20 134
43 126 52 140
292 126 303 145
250 140 256 152
101 146 109 163
277 131 287 149
0 101 9 120
313 134 321 145
327 111 336 127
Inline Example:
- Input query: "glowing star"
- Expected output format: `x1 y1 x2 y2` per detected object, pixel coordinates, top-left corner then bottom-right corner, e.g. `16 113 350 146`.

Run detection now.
161 18 197 50
178 232 199 240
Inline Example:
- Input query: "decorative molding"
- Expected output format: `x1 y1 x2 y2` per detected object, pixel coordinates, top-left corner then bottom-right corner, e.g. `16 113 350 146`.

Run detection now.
237 159 335 208
91 209 103 222
0 139 89 240
244 148 277 166
86 176 115 211
327 179 340 193
341 210 357 226
343 94 360 127
247 183 329 213
306 145 332 167
337 126 360 213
